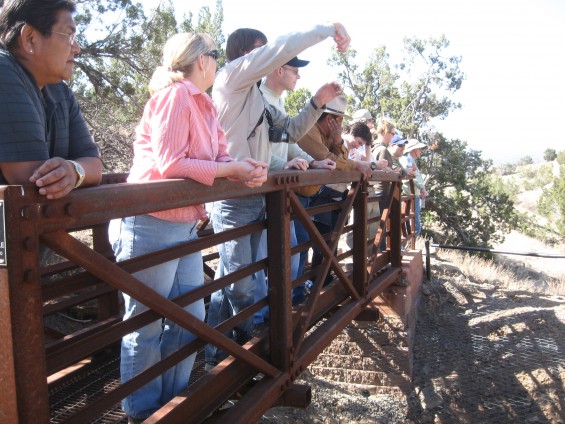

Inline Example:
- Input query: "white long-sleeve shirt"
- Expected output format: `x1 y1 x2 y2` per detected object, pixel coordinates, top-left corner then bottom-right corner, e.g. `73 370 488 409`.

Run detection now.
212 23 335 168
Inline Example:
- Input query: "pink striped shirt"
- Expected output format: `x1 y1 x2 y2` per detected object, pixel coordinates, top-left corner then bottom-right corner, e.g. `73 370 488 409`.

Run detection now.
128 79 232 222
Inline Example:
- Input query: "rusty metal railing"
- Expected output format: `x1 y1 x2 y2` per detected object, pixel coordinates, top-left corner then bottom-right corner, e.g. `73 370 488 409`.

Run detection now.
0 168 413 423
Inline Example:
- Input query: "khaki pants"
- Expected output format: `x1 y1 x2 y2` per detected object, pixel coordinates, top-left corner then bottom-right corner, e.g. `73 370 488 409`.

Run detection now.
344 189 380 250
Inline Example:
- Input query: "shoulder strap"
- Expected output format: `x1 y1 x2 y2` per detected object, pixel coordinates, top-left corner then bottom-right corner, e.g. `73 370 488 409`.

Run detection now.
247 110 264 140
264 106 274 128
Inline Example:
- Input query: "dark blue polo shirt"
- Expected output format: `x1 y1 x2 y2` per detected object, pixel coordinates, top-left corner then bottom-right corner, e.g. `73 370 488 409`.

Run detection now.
0 49 99 184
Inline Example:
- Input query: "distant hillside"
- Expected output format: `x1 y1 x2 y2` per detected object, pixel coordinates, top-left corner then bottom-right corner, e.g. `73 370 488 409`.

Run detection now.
500 160 561 230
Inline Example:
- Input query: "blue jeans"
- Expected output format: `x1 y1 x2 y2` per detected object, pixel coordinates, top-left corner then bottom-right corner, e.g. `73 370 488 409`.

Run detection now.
414 197 422 236
345 188 380 250
206 195 265 365
253 221 303 317
288 221 305 304
109 215 204 420
309 186 346 274
294 194 312 279
252 229 269 323
377 196 388 251
310 185 345 229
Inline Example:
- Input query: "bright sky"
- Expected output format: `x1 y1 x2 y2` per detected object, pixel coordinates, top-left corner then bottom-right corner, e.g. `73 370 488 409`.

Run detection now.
143 0 565 165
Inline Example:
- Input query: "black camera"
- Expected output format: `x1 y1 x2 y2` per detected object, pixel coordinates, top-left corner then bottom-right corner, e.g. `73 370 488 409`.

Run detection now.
268 125 289 143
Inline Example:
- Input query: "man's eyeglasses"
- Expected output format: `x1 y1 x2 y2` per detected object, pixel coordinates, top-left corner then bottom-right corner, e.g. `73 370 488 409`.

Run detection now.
388 131 396 135
51 31 77 45
205 50 220 61
282 66 300 76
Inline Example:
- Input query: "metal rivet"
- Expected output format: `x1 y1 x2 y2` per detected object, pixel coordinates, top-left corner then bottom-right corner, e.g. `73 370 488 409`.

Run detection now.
64 202 75 216
23 269 35 282
43 205 55 218
22 237 37 251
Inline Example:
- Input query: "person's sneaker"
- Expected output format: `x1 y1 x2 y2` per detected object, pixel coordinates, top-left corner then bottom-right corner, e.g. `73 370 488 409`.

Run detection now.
250 322 269 338
252 372 265 382
218 400 237 411
394 277 409 287
128 417 145 424
204 362 216 372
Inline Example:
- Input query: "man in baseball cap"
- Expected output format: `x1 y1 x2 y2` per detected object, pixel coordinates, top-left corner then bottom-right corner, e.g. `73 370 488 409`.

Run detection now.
259 56 335 307
261 56 310 110
389 134 413 176
390 134 408 146
285 56 309 67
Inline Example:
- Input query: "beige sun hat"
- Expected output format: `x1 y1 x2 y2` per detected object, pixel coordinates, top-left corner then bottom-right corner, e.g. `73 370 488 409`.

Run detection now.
404 139 427 153
351 108 373 123
321 95 349 118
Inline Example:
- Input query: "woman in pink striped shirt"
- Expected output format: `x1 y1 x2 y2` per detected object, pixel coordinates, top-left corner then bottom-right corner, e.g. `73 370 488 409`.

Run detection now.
109 33 268 423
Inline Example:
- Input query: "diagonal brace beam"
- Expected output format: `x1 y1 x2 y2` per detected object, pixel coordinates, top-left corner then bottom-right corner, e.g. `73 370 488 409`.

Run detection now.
40 230 279 378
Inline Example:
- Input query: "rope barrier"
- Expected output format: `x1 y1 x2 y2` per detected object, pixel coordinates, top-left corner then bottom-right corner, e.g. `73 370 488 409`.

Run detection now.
429 243 565 258
424 240 565 281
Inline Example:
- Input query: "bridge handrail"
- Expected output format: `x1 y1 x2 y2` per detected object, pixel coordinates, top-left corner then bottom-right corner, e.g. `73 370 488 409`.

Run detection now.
0 168 415 423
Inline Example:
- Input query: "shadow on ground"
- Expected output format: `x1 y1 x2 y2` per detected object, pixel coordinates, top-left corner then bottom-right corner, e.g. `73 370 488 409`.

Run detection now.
408 263 565 424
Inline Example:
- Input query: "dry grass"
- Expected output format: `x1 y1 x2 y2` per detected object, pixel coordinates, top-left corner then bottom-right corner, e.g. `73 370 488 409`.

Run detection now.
433 247 565 296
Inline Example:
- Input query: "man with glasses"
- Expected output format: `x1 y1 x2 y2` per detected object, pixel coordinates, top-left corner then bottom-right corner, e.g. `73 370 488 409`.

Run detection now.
257 56 336 308
261 57 307 112
0 0 101 200
260 56 324 170
206 23 350 369
388 134 412 174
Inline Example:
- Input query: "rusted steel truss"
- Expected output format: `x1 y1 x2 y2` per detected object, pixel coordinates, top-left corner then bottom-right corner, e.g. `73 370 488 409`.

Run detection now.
0 169 414 423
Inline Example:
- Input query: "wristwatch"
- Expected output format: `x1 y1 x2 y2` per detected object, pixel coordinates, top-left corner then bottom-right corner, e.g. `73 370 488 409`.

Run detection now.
68 160 85 188
370 162 377 170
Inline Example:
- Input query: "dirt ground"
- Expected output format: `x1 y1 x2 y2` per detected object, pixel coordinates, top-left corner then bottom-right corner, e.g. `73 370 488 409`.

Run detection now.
495 230 565 281
260 245 565 424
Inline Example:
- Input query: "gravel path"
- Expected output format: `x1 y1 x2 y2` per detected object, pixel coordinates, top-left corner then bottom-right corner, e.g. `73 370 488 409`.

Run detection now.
261 255 565 423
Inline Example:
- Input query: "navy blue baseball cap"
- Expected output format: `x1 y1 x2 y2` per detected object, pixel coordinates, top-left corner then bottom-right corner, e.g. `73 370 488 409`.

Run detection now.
285 56 309 67
390 134 408 146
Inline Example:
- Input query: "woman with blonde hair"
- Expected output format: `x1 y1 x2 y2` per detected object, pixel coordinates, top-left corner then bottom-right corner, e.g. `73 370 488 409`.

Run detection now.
110 32 267 423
